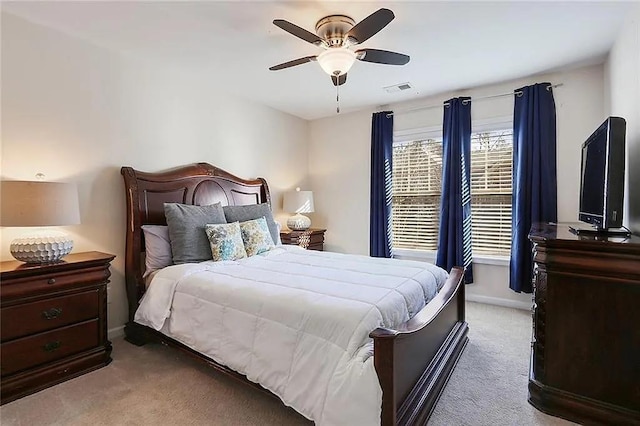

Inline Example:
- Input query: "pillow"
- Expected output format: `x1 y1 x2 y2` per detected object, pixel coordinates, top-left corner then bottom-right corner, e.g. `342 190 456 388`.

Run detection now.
141 225 172 278
205 222 247 261
240 217 276 256
223 203 280 245
275 221 282 243
164 202 227 264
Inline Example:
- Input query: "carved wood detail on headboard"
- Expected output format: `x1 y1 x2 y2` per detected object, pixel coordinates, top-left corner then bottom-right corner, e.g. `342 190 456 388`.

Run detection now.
121 163 271 322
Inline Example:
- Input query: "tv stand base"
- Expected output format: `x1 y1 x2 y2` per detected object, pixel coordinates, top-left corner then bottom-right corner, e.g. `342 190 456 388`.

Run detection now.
568 225 630 238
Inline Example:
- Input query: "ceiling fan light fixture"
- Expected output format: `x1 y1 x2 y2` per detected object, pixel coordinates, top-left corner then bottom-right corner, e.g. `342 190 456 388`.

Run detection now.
317 48 356 76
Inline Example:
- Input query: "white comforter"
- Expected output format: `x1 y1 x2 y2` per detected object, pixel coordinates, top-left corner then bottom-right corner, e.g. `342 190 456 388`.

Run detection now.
135 245 447 425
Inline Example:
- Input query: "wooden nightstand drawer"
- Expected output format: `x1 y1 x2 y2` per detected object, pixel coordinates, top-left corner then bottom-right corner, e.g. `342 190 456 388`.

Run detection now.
2 349 110 404
280 228 326 251
0 267 110 301
1 319 100 376
1 290 100 342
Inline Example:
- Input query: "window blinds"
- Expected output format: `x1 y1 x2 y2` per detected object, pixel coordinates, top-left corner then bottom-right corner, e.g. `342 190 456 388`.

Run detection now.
392 130 513 256
470 131 513 255
392 139 443 250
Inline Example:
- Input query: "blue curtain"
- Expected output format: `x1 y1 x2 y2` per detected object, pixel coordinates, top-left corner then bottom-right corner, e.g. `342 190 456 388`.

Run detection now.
437 98 473 283
510 83 557 293
370 111 394 258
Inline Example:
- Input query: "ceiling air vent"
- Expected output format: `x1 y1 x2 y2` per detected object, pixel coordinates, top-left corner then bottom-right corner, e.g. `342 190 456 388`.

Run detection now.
384 82 412 93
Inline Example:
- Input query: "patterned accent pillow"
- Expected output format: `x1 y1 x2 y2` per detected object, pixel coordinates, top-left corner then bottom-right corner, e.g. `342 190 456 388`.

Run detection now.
240 217 276 256
205 222 247 261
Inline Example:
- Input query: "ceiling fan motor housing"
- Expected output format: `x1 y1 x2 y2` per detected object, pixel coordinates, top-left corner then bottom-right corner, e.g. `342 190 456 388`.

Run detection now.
315 15 355 47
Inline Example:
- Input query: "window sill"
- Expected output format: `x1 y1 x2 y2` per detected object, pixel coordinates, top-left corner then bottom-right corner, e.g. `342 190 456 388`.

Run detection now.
473 254 510 266
393 248 437 263
393 248 510 267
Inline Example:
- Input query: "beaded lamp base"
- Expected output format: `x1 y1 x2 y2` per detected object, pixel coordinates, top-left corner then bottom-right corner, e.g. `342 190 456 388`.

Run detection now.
10 231 74 263
287 214 311 231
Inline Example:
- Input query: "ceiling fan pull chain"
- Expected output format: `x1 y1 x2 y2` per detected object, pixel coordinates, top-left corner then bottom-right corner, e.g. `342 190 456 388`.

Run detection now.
336 81 340 114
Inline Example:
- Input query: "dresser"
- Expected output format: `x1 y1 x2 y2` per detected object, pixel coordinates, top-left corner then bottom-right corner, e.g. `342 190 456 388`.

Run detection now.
0 251 115 404
280 228 326 251
528 223 640 424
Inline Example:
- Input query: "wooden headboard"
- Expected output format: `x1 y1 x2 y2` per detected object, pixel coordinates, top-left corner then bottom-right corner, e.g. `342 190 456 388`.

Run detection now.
121 163 271 322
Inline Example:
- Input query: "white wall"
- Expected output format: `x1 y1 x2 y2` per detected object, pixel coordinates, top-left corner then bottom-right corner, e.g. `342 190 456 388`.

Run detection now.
0 13 309 331
606 5 640 234
309 64 605 308
308 108 375 255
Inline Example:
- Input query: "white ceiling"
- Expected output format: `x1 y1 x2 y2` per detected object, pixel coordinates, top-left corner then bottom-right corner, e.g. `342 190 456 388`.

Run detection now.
2 1 633 120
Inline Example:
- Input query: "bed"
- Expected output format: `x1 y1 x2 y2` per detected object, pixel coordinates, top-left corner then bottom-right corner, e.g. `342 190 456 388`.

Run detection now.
121 163 469 425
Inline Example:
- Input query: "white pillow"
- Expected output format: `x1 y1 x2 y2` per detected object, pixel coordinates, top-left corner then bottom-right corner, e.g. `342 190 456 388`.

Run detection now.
141 225 172 278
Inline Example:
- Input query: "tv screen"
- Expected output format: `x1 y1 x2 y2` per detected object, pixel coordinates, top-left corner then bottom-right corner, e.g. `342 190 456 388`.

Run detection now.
578 116 626 230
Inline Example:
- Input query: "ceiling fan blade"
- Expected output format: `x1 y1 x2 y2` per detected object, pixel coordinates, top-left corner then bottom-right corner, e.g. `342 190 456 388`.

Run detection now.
346 8 395 44
331 74 347 86
356 49 410 65
269 56 317 71
273 19 324 46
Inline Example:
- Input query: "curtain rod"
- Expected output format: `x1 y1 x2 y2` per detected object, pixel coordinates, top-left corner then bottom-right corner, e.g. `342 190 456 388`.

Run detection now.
385 83 563 117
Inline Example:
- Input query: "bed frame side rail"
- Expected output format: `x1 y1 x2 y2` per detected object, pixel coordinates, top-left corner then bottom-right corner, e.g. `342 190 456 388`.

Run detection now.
371 266 468 426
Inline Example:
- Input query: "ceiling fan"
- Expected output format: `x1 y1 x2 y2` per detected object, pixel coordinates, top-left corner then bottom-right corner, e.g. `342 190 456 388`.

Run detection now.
269 8 410 87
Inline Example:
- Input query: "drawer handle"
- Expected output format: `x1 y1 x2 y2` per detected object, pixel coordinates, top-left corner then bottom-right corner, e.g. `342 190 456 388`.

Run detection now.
43 341 61 352
42 307 63 320
47 278 56 285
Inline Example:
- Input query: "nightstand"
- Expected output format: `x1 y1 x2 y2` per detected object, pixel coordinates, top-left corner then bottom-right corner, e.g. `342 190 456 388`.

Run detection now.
0 251 115 404
280 228 326 251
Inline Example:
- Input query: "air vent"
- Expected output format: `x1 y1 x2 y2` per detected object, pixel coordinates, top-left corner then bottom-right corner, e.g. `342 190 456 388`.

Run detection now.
384 82 412 93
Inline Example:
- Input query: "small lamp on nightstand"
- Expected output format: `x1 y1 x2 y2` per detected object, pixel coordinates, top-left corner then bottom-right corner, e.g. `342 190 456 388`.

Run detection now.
283 187 314 231
1 178 81 264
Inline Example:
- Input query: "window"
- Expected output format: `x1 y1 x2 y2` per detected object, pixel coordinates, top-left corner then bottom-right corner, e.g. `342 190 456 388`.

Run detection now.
392 137 443 251
469 130 513 255
392 128 513 256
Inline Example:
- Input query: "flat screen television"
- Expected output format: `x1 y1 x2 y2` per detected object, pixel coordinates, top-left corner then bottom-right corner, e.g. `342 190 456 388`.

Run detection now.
573 116 627 235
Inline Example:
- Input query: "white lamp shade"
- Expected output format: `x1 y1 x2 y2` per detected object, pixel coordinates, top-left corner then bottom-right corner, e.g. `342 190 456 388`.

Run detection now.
317 48 356 76
1 181 81 227
283 190 314 214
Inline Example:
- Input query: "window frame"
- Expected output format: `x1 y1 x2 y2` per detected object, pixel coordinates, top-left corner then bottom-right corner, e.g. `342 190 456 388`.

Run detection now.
391 116 513 264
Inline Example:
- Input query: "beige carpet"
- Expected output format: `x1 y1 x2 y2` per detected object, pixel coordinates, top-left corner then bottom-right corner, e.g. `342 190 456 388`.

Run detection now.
1 302 574 425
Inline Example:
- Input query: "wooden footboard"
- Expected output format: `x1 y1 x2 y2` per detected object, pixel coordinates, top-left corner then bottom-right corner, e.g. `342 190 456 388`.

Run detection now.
371 266 468 425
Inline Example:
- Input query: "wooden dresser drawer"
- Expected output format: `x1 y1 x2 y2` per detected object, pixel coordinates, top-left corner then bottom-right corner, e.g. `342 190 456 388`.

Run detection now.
1 319 100 376
1 290 100 342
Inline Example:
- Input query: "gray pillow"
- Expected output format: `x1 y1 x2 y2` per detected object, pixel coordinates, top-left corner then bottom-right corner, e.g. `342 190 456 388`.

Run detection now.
223 203 279 245
141 225 172 277
164 202 227 264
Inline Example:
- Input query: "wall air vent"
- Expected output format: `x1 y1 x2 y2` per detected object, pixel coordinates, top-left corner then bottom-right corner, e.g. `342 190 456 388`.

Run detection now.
384 82 412 93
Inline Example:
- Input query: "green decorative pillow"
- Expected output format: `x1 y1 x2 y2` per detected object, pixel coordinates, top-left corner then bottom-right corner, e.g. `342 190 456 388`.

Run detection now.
240 217 276 256
205 222 247 261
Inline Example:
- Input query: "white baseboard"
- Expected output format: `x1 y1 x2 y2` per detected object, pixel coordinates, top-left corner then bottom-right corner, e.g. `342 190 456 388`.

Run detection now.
108 325 125 340
466 294 532 311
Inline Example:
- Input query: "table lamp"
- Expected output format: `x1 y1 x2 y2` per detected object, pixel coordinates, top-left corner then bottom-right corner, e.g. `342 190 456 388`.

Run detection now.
1 179 81 263
283 187 314 231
